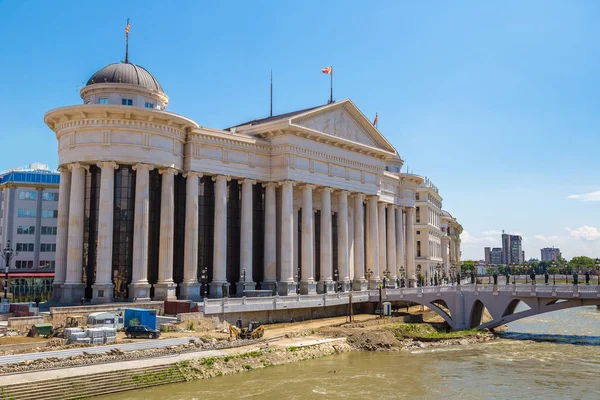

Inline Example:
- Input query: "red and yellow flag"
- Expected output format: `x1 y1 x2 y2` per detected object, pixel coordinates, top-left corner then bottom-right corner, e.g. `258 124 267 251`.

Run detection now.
321 66 332 75
125 19 131 40
373 113 379 126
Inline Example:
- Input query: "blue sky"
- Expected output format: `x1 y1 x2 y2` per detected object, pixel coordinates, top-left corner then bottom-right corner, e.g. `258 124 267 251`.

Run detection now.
0 0 598 260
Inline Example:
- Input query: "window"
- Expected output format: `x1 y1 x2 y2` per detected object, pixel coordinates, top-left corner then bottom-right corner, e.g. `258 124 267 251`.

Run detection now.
17 226 35 235
16 243 34 252
41 226 57 235
17 209 36 218
42 192 59 201
42 209 58 218
99 98 109 104
415 193 420 200
121 98 133 106
39 260 55 269
40 243 56 252
416 230 420 235
18 191 37 200
85 99 91 104
417 241 421 257
144 102 155 109
416 207 420 223
15 260 34 269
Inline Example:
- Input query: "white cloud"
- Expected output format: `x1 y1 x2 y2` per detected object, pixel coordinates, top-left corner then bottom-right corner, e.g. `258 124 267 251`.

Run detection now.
565 226 600 241
567 190 600 202
482 230 503 236
460 230 500 246
533 234 561 243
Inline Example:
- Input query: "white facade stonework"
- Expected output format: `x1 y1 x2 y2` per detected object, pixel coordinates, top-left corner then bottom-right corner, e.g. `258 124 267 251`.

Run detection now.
44 61 434 304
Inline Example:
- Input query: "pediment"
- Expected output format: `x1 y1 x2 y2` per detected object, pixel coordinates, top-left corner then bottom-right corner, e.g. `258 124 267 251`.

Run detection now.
291 102 394 152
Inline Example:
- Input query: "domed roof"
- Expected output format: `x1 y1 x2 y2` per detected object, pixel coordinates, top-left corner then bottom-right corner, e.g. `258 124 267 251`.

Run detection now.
86 62 163 92
442 210 453 218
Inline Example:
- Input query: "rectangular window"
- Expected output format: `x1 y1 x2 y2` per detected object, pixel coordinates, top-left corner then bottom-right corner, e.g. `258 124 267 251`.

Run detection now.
40 243 56 252
42 192 59 201
144 102 155 109
41 226 57 235
39 260 55 269
17 226 35 235
99 98 109 104
415 193 420 200
41 209 58 218
16 243 34 252
417 241 422 257
121 98 133 106
18 191 37 200
17 209 36 218
416 207 420 223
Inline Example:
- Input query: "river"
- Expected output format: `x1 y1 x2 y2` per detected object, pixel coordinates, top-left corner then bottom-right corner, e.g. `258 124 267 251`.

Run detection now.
104 306 600 400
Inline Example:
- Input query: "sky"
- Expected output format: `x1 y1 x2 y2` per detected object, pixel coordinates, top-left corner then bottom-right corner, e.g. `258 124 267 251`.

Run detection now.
0 0 598 261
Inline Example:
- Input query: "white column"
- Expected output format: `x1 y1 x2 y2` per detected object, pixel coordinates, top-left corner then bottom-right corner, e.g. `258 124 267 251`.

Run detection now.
395 207 405 285
366 196 379 288
130 163 153 301
386 204 397 283
154 167 178 301
52 167 71 302
91 161 118 303
262 182 277 289
180 172 202 300
352 194 366 291
238 179 256 295
348 205 355 282
318 188 334 293
406 207 416 286
210 175 230 297
300 184 316 294
337 191 350 291
279 181 296 295
293 206 299 284
378 202 386 282
442 237 450 275
62 162 87 304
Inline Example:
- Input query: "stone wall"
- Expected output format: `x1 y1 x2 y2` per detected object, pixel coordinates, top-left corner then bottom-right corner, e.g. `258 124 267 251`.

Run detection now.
178 303 376 331
49 301 164 326
7 316 47 332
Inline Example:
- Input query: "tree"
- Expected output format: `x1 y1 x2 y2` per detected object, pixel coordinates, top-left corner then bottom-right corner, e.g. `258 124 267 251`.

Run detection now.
568 256 596 271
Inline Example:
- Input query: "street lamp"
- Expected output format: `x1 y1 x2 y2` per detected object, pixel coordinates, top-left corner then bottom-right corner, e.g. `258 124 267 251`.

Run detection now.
365 269 373 286
398 266 405 288
510 263 516 285
523 261 529 284
334 268 340 292
200 266 208 298
416 265 422 287
1 241 18 301
241 268 246 297
551 260 557 285
435 263 442 286
595 258 600 286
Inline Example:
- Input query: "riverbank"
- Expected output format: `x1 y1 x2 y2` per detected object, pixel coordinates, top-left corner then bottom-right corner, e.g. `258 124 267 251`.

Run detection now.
0 310 497 399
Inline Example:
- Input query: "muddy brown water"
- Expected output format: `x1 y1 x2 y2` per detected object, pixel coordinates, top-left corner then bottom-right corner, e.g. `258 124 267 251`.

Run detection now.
102 305 600 399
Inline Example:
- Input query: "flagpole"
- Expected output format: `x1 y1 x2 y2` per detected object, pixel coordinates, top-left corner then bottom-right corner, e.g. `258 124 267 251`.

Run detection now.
330 68 333 104
270 69 273 117
125 18 130 64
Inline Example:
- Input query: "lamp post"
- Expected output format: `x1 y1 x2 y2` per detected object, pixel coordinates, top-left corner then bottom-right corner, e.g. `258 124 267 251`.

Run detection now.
1 241 17 301
551 260 557 285
450 264 456 286
200 266 208 299
595 258 600 286
416 265 422 287
365 269 373 286
524 262 529 284
510 263 516 285
334 268 340 293
399 266 405 288
435 263 442 286
241 268 246 297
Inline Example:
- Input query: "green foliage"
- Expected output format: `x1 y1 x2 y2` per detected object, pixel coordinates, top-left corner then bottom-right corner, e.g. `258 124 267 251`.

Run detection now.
461 260 475 270
568 256 596 271
287 346 300 352
187 321 195 331
243 364 253 370
201 357 216 368
388 323 481 340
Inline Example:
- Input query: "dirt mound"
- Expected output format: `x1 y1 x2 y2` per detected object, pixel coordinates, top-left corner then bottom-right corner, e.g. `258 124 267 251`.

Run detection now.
344 330 400 351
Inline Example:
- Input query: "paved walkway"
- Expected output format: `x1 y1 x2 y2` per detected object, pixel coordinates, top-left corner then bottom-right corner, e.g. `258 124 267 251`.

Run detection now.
0 337 196 365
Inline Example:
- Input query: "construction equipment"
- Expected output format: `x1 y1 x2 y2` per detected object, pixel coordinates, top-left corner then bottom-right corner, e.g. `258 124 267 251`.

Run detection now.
229 321 264 340
27 323 53 337
50 315 85 338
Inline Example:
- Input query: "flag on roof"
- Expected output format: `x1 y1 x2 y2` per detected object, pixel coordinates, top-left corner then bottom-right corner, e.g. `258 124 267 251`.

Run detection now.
321 66 332 75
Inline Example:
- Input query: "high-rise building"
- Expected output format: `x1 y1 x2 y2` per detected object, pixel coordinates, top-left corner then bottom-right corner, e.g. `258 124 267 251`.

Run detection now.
491 248 503 265
484 247 491 264
0 164 59 299
501 231 524 265
541 247 561 262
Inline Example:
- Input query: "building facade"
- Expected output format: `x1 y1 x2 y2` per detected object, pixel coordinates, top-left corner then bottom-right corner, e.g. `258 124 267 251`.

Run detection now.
0 164 58 299
441 210 462 274
414 180 443 281
501 232 524 265
484 247 503 265
44 61 437 304
541 247 560 262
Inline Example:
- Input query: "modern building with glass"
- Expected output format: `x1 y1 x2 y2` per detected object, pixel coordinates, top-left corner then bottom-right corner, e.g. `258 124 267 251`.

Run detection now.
0 163 59 300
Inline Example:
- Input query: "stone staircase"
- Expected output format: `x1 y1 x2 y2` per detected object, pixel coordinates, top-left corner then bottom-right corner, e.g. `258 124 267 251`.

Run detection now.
0 364 188 400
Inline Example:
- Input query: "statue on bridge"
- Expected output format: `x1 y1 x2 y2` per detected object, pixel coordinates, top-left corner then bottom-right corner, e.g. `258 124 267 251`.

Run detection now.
530 272 536 285
493 273 498 285
585 271 590 285
505 272 510 284
573 272 579 285
545 271 549 285
470 271 475 284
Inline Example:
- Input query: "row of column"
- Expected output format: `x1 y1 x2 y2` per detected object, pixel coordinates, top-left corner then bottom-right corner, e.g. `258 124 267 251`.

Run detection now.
53 162 418 303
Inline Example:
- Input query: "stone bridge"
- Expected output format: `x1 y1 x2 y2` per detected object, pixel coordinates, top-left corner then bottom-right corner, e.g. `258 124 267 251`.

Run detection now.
384 284 600 330
201 284 600 331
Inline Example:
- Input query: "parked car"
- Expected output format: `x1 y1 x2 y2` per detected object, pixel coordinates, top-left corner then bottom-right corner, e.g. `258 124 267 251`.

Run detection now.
125 325 161 339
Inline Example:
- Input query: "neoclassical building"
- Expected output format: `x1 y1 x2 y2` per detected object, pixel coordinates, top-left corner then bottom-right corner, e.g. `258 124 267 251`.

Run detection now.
45 60 460 304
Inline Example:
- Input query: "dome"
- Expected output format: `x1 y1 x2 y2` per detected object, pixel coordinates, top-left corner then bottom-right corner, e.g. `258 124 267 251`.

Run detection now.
86 62 163 92
442 210 453 218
